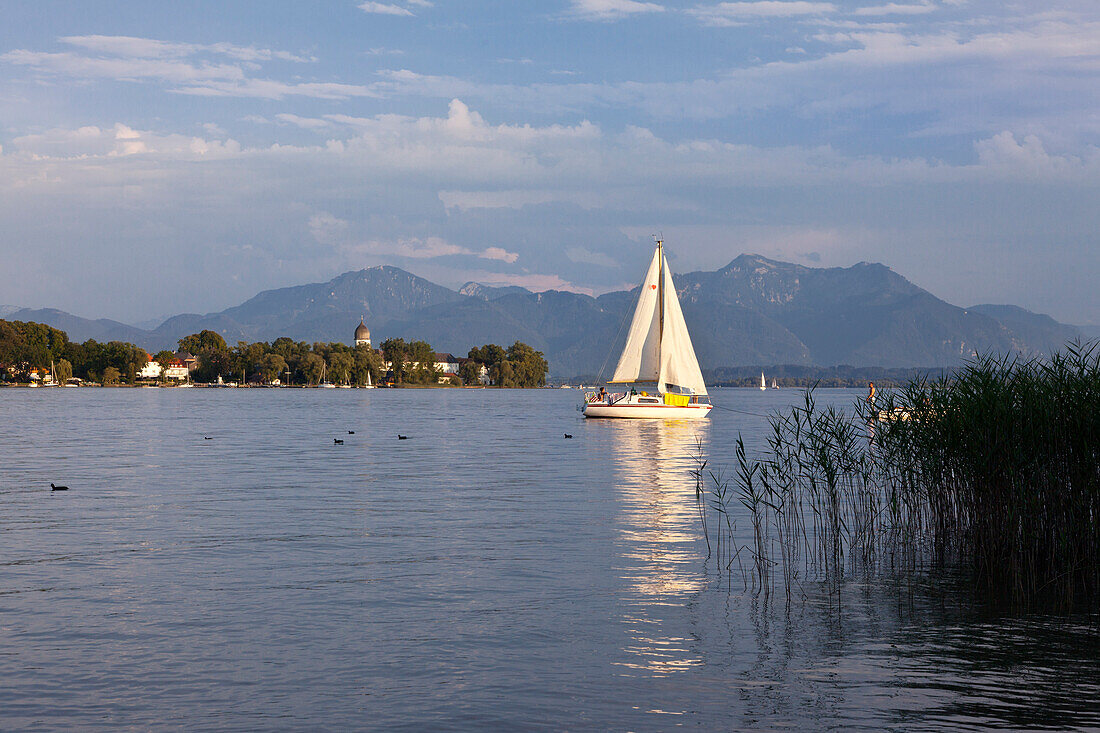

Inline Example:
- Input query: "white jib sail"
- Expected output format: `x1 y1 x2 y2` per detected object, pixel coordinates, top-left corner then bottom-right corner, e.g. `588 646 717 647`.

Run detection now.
610 247 662 384
657 256 708 396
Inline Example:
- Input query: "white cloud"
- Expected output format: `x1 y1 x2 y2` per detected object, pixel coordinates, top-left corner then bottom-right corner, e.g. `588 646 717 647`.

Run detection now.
358 2 415 16
566 246 617 267
276 113 336 130
1 35 338 98
482 247 520 263
2 49 245 83
690 1 836 26
339 237 519 262
173 79 379 100
568 0 665 21
974 131 1099 180
309 212 350 244
851 2 937 16
352 17 1100 139
9 123 241 159
58 35 314 63
452 270 592 294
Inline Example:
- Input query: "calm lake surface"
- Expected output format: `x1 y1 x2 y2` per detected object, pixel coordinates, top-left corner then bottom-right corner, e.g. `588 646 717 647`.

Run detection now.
1 387 1097 730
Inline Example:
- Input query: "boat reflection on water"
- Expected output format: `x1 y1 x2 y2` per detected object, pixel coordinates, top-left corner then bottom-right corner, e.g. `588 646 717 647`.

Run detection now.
602 418 710 677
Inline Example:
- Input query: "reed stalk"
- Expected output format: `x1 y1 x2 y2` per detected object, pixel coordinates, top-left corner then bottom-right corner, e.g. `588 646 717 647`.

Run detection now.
692 342 1100 610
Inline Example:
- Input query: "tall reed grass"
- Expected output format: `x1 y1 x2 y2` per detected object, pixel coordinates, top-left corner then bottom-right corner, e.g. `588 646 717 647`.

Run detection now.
698 342 1100 610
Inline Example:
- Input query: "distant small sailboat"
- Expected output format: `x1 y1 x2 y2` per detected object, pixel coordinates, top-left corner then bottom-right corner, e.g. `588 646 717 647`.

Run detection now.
582 238 712 419
319 362 336 388
770 378 778 389
339 370 352 388
760 372 767 391
363 370 375 389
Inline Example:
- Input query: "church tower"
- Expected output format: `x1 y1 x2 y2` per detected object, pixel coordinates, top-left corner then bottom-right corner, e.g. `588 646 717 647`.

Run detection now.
354 318 371 348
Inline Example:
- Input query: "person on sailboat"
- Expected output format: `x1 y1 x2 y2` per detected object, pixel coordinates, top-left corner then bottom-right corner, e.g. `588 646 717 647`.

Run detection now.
866 381 876 405
598 386 608 403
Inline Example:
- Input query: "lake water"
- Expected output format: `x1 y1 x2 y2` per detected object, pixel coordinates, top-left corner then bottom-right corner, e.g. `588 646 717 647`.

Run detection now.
1 387 1097 730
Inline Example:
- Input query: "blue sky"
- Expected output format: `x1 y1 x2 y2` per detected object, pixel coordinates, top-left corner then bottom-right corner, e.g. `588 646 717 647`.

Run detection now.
1 0 1098 324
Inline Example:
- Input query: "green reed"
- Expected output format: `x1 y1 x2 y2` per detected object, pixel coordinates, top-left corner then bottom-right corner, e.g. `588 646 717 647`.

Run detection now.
696 342 1100 610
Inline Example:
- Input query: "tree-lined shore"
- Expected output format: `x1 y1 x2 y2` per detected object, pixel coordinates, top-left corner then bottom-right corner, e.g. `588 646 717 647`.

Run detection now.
0 320 547 387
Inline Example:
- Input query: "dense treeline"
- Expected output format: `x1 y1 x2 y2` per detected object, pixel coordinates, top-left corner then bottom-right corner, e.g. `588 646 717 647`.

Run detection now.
465 342 548 387
378 338 442 384
0 319 148 384
1 320 548 387
177 330 386 386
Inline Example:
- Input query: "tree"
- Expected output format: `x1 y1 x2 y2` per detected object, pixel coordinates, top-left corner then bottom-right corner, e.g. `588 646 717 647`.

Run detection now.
459 359 483 386
256 353 288 383
406 340 437 384
352 344 383 385
328 350 355 385
178 330 228 355
102 366 121 385
479 344 508 386
0 319 67 371
300 352 325 385
507 341 549 387
55 359 73 383
194 350 233 383
465 342 545 387
380 338 408 383
153 350 176 368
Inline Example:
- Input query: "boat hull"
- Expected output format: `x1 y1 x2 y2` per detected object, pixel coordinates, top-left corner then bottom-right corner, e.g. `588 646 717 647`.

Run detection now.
582 403 712 419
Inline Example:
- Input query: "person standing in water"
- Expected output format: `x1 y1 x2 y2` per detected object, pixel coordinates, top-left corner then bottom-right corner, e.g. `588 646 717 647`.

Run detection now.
866 381 876 405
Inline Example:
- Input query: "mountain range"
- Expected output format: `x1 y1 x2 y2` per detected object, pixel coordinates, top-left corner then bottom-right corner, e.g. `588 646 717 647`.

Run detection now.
4 255 1089 377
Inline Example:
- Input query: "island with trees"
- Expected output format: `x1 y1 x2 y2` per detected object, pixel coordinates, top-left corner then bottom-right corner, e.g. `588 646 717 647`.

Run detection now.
0 319 548 388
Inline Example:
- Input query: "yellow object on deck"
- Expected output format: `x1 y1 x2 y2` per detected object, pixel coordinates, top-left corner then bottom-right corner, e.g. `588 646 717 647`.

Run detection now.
663 393 690 407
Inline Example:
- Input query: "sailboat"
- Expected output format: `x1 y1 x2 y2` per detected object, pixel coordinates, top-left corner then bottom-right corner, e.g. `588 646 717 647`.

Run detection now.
770 378 779 389
319 362 336 388
759 372 767 391
363 370 376 389
582 239 712 419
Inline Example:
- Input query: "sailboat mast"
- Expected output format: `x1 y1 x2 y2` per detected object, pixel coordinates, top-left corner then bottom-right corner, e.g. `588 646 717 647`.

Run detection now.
656 238 664 366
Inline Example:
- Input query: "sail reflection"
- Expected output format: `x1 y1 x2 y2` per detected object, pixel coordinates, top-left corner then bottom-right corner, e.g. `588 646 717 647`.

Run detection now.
605 419 710 676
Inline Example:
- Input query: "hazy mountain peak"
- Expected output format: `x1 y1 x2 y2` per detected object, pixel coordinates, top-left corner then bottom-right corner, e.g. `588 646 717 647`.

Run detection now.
459 282 533 300
722 253 795 272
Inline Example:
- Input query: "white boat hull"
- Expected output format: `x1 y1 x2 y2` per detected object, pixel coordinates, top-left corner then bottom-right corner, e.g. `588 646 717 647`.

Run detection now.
583 402 712 419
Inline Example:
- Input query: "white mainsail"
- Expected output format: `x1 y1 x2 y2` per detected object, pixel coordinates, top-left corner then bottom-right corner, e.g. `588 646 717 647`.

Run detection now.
610 243 708 396
657 260 707 395
610 247 662 384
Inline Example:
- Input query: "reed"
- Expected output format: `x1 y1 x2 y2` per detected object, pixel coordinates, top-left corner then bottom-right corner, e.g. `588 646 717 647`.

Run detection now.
696 342 1100 610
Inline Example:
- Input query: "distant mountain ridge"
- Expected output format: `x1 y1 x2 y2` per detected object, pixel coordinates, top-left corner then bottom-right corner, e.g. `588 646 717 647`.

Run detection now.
4 258 1085 376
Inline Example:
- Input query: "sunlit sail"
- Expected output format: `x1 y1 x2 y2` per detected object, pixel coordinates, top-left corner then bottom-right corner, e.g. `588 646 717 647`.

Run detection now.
583 239 712 419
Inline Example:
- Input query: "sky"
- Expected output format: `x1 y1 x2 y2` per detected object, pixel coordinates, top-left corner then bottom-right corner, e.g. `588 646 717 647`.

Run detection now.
1 0 1098 325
